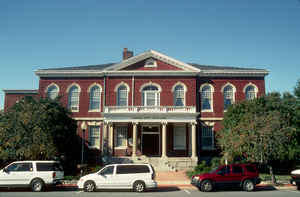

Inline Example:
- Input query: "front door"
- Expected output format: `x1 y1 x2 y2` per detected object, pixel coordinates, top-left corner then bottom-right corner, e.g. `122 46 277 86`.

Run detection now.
142 126 160 156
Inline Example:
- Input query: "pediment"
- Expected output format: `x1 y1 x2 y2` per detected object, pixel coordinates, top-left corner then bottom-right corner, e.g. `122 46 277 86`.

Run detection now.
104 50 200 72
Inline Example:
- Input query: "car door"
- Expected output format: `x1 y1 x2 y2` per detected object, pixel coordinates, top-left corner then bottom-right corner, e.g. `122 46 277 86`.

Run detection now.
95 165 115 189
230 165 244 187
0 162 34 186
214 165 232 187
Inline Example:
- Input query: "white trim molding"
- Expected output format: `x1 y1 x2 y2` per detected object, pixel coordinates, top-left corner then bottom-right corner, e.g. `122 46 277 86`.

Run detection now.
200 117 223 121
87 83 102 93
139 81 162 92
66 83 81 93
171 82 187 93
243 82 259 99
199 83 214 112
114 82 130 92
44 83 60 93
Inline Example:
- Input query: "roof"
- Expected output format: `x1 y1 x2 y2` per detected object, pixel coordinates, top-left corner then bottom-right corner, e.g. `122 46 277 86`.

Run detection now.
3 90 38 94
35 49 269 77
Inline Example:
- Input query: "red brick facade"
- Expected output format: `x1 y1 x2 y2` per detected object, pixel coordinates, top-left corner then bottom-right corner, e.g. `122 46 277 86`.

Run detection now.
3 49 268 163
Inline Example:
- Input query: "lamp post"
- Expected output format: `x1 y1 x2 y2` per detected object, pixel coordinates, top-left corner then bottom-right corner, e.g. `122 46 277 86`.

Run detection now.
81 121 87 165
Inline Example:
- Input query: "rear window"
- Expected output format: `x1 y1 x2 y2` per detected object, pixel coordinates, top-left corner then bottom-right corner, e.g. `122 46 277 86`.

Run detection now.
245 165 256 173
36 162 63 171
116 165 150 174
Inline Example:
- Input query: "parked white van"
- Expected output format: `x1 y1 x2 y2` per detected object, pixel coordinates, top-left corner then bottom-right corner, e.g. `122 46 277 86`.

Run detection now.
77 163 157 192
0 161 64 192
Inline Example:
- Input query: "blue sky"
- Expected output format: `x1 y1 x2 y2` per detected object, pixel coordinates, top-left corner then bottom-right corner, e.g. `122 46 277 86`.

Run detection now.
1 0 300 109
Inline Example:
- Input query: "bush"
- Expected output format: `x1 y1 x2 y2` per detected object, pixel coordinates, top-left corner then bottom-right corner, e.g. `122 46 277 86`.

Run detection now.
186 157 221 178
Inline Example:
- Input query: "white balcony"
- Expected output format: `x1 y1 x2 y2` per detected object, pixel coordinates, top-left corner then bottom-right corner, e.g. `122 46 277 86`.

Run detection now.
104 106 196 113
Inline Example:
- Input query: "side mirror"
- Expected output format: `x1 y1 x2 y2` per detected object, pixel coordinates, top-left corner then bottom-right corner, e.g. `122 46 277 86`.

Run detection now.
3 168 9 173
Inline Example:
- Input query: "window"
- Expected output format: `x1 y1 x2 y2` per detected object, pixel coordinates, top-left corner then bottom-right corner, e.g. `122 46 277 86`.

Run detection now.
201 126 214 150
68 85 80 111
245 165 257 173
144 58 157 67
218 166 230 175
245 85 256 100
36 162 63 171
89 126 100 148
115 126 128 148
99 166 114 176
174 85 185 106
142 85 160 106
116 165 150 174
173 126 186 150
47 85 58 100
232 166 243 174
89 86 101 111
7 163 33 172
117 85 128 106
201 85 213 111
223 85 234 110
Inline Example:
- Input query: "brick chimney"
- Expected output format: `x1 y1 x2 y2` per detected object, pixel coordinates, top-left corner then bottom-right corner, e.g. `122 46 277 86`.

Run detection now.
123 48 133 60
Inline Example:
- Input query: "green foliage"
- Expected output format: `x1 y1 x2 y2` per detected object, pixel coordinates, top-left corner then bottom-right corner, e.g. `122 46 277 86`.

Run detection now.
187 157 221 177
217 91 300 167
0 96 81 170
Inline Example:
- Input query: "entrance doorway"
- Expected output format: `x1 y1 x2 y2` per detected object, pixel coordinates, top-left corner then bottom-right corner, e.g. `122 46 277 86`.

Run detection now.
142 126 160 156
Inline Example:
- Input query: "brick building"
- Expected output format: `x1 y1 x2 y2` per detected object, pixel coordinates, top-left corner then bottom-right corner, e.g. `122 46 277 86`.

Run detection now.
3 49 268 170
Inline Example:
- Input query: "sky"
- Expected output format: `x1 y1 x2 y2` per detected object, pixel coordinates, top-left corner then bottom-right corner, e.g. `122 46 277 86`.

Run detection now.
1 0 300 109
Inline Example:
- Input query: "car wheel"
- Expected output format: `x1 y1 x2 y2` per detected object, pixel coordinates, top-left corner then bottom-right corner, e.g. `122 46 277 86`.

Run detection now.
31 179 44 192
243 179 255 192
133 181 146 192
200 180 213 192
84 180 96 192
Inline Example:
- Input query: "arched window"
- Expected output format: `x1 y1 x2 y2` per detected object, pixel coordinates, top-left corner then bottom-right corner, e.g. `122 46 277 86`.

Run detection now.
47 85 59 100
142 85 160 106
117 85 128 106
174 85 185 106
89 86 101 111
245 85 256 100
200 85 213 111
223 85 234 110
68 85 80 111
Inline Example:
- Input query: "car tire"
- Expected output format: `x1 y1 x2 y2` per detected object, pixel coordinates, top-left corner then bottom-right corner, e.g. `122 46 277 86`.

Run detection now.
31 179 44 192
84 180 96 192
200 180 213 192
133 181 146 192
243 179 255 192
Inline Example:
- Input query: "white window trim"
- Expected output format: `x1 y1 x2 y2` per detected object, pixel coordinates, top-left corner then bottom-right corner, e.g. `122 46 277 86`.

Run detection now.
88 83 102 112
45 83 60 100
114 126 128 149
201 123 215 151
140 82 161 107
243 82 258 100
114 82 130 106
200 83 214 112
171 82 187 106
88 125 101 149
66 83 81 112
144 58 157 68
221 83 236 112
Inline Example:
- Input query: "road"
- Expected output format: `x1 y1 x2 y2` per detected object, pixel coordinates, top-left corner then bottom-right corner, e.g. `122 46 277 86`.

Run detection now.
0 187 299 197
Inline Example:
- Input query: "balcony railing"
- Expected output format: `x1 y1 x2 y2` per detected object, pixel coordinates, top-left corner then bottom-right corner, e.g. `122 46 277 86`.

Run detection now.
104 106 196 113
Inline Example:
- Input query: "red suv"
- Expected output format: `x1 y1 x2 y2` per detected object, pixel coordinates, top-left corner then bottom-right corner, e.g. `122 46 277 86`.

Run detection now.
191 164 261 192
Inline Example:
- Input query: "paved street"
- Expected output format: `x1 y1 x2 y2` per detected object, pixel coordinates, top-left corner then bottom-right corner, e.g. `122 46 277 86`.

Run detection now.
0 187 299 197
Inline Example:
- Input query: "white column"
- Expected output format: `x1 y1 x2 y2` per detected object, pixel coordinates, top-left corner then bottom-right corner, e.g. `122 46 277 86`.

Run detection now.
191 122 197 158
162 121 168 158
132 122 138 158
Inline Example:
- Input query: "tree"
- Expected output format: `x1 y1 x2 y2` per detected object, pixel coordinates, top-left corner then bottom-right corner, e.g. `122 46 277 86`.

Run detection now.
217 92 299 184
0 96 81 171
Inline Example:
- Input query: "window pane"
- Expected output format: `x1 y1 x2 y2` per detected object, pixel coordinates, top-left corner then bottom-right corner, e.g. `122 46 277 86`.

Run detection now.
201 126 214 150
174 85 184 106
173 126 186 150
115 126 128 147
201 85 212 110
47 85 58 100
89 126 100 147
117 85 128 106
223 86 233 110
246 86 255 100
68 86 79 110
89 86 101 110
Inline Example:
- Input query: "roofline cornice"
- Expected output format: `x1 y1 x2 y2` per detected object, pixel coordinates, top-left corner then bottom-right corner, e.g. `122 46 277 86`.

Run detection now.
3 89 38 94
198 70 269 77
